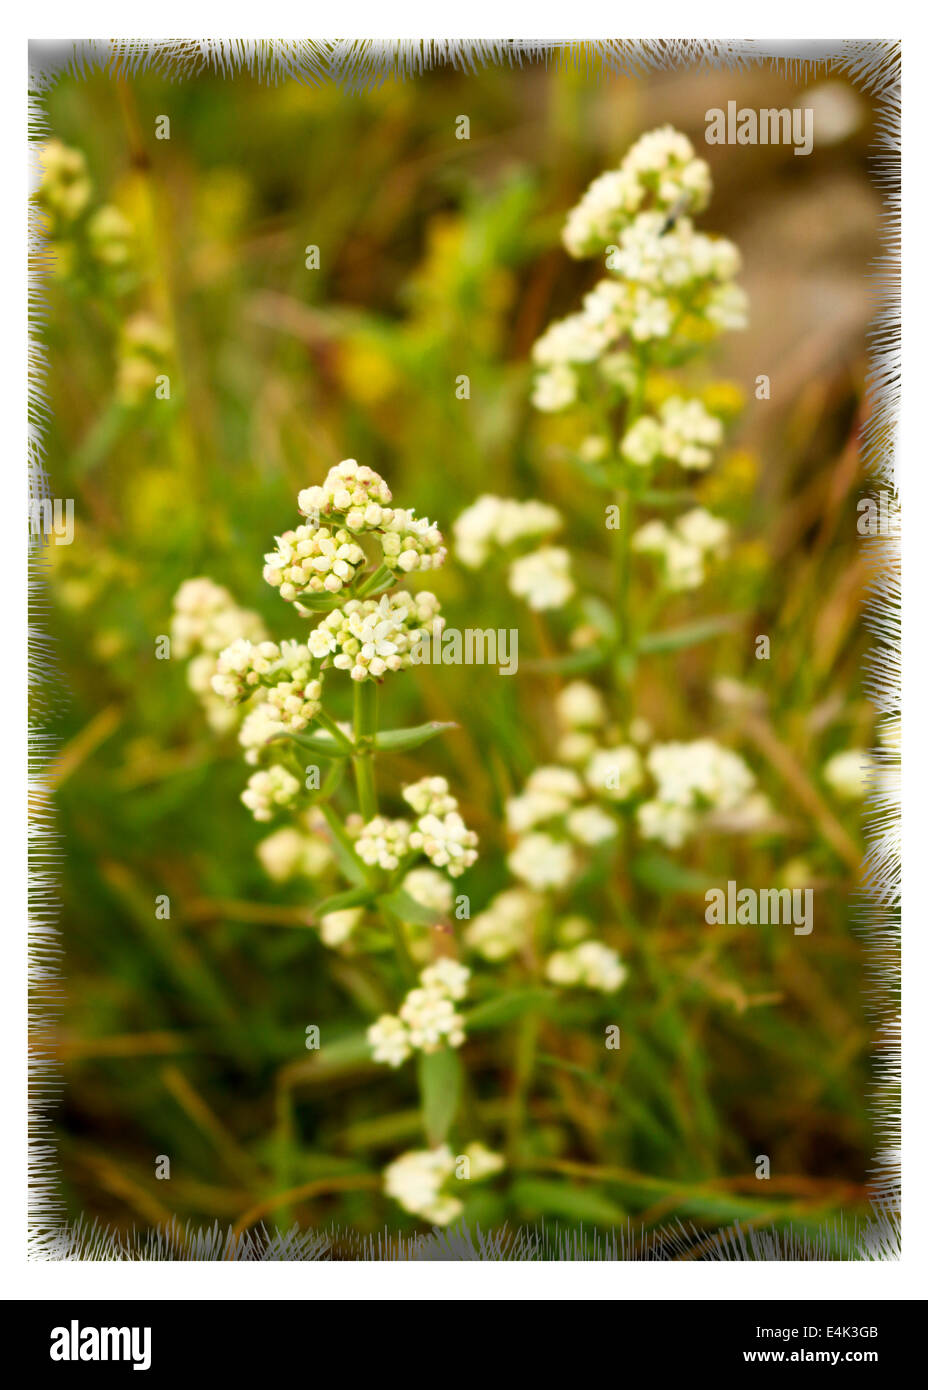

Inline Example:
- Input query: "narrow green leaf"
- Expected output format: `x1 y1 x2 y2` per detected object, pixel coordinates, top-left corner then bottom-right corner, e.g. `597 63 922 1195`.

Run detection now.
523 646 610 676
579 596 617 642
272 729 352 758
637 613 743 654
512 1178 625 1225
638 488 699 508
371 721 458 753
465 988 555 1032
306 1031 373 1077
631 852 714 894
310 886 374 921
417 1047 462 1146
318 804 368 887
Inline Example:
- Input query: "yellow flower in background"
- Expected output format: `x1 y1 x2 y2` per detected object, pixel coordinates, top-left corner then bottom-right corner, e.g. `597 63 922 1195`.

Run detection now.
336 338 401 407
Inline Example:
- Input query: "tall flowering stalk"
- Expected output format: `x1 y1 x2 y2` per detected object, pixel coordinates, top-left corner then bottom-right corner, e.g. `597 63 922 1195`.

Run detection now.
449 126 769 1176
455 127 762 866
173 461 498 1224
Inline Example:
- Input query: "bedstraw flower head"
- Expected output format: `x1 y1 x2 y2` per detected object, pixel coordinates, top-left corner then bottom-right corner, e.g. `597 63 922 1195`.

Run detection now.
355 816 413 872
465 888 542 962
383 1146 461 1224
408 810 478 877
401 866 454 916
636 738 755 846
546 941 627 993
399 986 465 1051
453 495 562 569
382 1142 505 1224
402 776 456 817
264 663 323 734
211 638 282 701
313 591 441 682
508 831 577 890
505 766 585 834
562 126 711 259
367 1014 412 1068
263 524 366 604
86 205 133 267
368 959 470 1069
586 746 645 802
241 765 301 822
380 508 447 573
297 458 393 521
556 681 608 730
632 508 729 592
171 577 268 659
508 546 575 610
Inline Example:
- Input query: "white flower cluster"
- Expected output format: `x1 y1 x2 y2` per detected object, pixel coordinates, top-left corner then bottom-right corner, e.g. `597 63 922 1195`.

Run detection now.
563 126 711 258
309 591 441 682
621 398 723 471
291 460 446 578
262 642 324 731
452 495 573 610
554 680 610 764
545 940 627 993
508 546 575 610
241 765 302 823
508 832 577 891
823 749 871 801
171 577 268 661
39 139 92 224
256 817 333 883
355 780 478 878
297 459 392 521
465 887 542 962
171 578 270 732
263 524 366 606
354 816 413 872
402 866 454 917
405 777 479 877
453 494 562 569
506 766 585 834
368 960 471 1068
238 701 290 764
636 738 755 848
380 509 447 574
632 508 729 591
504 758 625 889
532 128 746 413
211 638 324 734
556 680 608 730
586 745 645 802
383 1142 504 1225
210 638 282 702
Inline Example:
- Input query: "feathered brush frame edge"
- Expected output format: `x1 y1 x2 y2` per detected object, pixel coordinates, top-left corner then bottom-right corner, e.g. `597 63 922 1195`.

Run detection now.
26 36 901 1262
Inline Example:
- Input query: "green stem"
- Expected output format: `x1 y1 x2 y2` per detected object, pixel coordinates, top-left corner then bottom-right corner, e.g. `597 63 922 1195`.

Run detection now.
381 905 418 986
506 1009 540 1164
352 681 379 821
611 353 648 705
